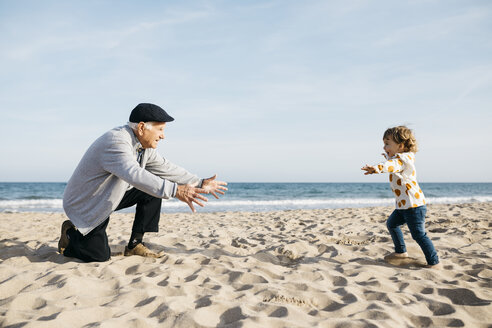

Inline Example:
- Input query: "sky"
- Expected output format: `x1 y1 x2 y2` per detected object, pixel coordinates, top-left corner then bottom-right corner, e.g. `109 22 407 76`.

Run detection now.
0 0 491 183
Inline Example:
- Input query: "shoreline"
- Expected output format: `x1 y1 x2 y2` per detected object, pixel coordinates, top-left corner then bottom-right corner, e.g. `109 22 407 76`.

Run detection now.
1 202 491 327
1 200 492 214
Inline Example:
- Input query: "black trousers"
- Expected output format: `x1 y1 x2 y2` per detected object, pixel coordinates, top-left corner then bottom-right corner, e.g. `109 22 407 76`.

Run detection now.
63 188 162 262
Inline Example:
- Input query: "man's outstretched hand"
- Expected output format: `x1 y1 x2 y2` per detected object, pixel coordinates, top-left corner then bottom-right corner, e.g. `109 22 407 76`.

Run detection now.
201 174 228 199
175 184 209 213
175 175 228 213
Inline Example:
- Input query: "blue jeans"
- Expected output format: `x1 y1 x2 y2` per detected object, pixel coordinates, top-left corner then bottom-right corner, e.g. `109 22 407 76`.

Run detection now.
386 205 439 265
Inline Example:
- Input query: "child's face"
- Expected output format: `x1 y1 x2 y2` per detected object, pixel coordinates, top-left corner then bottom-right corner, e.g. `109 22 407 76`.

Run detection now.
383 137 404 157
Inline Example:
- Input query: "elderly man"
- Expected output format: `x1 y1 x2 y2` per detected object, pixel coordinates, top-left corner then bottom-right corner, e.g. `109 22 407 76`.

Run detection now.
60 103 227 262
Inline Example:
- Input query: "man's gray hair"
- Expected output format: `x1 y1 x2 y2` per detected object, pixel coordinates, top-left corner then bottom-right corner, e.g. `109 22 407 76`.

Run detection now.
127 122 153 130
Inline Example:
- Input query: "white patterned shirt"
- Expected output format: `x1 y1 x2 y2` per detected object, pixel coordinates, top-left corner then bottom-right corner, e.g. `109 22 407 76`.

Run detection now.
374 152 426 209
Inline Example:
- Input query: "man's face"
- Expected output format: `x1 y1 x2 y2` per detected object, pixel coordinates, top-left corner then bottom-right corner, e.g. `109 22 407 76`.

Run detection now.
138 122 166 149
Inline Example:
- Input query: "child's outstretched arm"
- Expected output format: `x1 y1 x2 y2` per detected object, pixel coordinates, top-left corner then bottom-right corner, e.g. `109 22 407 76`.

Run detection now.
363 157 405 175
361 165 377 175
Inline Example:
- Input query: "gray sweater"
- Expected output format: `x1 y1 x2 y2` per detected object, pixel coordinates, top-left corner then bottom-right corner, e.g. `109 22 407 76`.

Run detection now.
63 125 201 235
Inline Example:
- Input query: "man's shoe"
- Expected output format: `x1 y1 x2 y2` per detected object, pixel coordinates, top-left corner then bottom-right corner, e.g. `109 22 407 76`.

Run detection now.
124 243 166 258
58 220 75 254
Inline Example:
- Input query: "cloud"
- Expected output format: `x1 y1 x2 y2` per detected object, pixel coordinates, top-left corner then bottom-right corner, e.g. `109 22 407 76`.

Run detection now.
0 4 214 60
375 6 490 47
452 70 492 104
105 7 214 49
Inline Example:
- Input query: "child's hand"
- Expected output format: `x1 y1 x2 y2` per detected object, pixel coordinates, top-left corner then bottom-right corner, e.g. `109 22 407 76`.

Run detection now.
361 165 376 175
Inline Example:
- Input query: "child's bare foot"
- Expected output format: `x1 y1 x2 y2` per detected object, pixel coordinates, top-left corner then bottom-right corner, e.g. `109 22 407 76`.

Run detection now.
384 252 408 260
425 262 443 269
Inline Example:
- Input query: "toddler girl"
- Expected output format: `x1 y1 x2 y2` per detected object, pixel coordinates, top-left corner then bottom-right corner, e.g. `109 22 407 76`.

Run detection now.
361 126 441 269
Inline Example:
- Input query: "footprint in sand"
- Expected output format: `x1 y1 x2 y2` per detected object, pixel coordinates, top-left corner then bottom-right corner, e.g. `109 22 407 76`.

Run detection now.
317 244 339 258
422 298 456 316
263 294 309 307
437 288 491 306
275 246 303 266
231 237 256 249
384 255 426 268
253 248 302 267
194 305 246 327
268 305 289 318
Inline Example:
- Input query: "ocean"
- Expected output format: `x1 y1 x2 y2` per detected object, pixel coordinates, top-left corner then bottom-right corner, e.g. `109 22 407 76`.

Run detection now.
0 182 491 213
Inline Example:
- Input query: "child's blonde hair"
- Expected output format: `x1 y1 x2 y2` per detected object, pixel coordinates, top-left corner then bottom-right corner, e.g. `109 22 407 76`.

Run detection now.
383 126 418 153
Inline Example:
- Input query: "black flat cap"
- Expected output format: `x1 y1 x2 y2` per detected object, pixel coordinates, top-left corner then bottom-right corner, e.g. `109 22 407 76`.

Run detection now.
129 103 174 123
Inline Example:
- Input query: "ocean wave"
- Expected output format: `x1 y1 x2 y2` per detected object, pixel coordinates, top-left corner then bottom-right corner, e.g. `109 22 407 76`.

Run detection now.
163 196 492 208
1 196 492 212
0 199 63 209
427 196 492 204
161 198 395 208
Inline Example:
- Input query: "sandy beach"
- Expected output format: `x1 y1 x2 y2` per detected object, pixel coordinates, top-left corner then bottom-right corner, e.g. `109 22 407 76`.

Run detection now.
0 202 491 327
